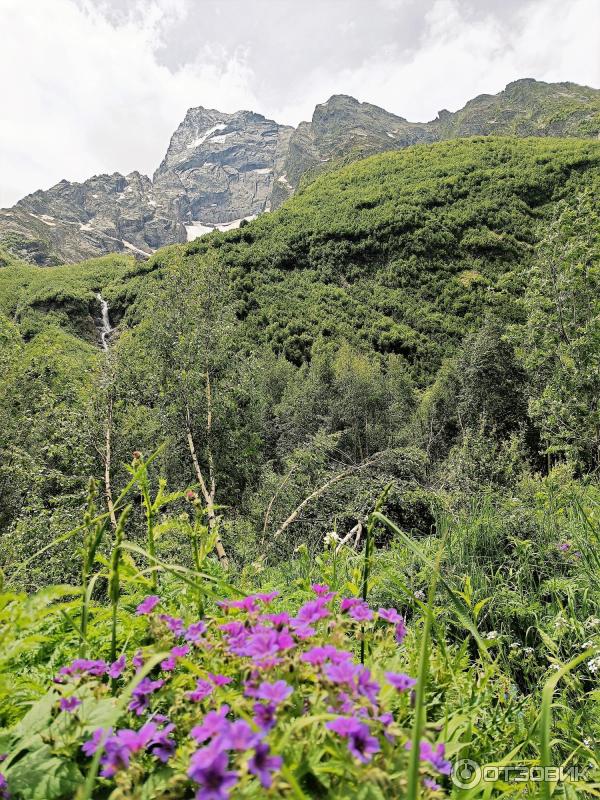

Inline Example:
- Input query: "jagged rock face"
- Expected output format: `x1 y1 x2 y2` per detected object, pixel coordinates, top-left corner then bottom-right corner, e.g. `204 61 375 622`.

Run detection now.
154 108 293 230
1 79 598 265
271 95 437 207
0 171 186 264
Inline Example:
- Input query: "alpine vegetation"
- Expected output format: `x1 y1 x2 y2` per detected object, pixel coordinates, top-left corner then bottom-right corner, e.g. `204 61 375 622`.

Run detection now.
0 104 599 798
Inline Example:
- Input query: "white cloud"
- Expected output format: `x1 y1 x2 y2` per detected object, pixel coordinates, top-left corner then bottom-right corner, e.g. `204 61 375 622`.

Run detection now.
278 0 599 124
0 0 598 207
0 0 258 206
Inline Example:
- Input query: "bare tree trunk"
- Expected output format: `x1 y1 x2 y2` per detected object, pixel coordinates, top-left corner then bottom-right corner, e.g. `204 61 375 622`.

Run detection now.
205 371 216 499
335 520 362 553
185 402 229 570
271 455 381 541
261 466 296 546
104 395 117 530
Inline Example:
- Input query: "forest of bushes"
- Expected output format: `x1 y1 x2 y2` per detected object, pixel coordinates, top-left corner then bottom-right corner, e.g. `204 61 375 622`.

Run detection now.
0 135 599 798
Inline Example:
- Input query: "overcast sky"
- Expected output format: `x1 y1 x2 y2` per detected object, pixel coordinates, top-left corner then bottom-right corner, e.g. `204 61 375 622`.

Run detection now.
1 0 598 207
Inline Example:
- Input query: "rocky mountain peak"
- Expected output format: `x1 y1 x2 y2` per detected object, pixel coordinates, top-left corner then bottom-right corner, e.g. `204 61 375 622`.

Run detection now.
1 79 598 265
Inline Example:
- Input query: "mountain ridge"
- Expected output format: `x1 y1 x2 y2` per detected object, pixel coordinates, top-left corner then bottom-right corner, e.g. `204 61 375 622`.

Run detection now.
1 78 599 265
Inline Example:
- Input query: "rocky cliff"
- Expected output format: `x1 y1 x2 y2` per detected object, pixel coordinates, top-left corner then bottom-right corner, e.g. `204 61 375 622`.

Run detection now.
1 79 598 264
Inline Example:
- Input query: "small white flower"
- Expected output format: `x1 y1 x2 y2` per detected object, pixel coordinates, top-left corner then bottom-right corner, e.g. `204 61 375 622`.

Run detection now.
523 647 534 655
549 663 561 671
588 656 600 674
414 590 426 601
582 640 595 649
585 617 600 628
485 630 499 640
510 642 520 649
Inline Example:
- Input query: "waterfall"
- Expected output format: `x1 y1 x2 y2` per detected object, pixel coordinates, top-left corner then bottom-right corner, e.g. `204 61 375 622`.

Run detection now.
97 293 113 351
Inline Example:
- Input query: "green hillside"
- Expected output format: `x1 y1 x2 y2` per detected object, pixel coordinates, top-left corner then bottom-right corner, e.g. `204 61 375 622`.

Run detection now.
1 135 600 798
1 135 598 565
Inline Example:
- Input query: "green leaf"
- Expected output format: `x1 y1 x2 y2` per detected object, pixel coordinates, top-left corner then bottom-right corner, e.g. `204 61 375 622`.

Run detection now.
12 692 56 741
6 747 83 800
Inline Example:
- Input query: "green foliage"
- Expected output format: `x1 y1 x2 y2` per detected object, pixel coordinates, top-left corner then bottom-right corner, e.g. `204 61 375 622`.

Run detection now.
516 183 600 469
0 135 599 797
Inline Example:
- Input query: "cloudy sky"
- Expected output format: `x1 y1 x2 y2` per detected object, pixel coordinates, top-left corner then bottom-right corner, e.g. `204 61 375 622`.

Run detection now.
1 0 598 207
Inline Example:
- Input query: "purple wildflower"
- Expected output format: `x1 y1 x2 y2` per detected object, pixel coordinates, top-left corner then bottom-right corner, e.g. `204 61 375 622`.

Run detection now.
395 619 407 644
277 628 295 652
293 625 316 639
378 607 403 624
219 596 260 613
188 749 238 800
333 691 355 714
348 600 373 622
149 723 176 763
159 613 185 635
100 722 158 777
222 719 259 751
161 643 190 671
385 672 417 692
379 712 395 742
209 673 233 687
136 595 160 615
301 646 332 665
82 727 112 757
407 741 452 776
260 612 291 628
558 542 571 552
248 743 282 789
244 628 281 665
132 650 144 670
347 723 380 763
292 598 330 627
186 621 208 644
219 620 246 636
0 773 8 799
59 658 108 678
327 717 380 763
424 777 442 791
301 646 331 665
326 717 361 736
191 706 230 743
128 677 164 716
340 597 361 612
255 680 293 705
256 591 280 604
356 665 380 703
59 696 81 713
108 655 126 679
252 702 277 731
324 660 358 688
187 679 214 702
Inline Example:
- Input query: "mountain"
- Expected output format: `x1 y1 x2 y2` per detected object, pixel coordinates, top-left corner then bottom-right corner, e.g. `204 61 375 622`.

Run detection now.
153 107 293 226
270 94 436 207
1 79 598 265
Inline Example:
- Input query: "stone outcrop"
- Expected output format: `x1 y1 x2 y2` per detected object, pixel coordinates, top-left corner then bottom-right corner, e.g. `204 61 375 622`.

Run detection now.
1 79 598 264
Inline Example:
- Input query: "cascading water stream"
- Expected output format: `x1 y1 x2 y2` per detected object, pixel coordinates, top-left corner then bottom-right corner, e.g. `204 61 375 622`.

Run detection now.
97 293 113 351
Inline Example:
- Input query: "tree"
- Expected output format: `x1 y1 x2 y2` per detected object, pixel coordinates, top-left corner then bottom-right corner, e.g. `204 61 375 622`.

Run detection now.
518 186 600 469
121 250 257 568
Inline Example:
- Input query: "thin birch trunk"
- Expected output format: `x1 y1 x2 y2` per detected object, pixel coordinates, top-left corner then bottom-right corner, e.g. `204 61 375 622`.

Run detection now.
185 402 229 569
